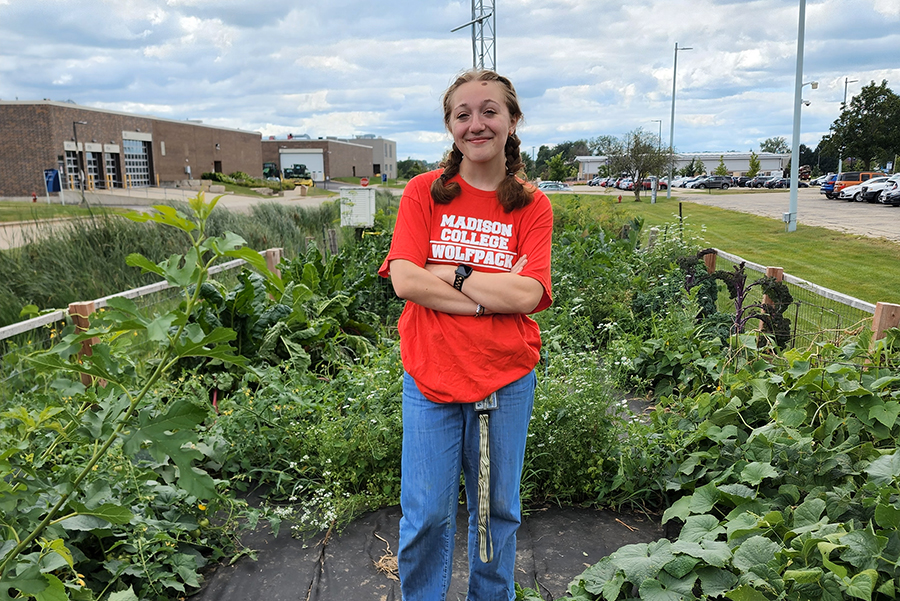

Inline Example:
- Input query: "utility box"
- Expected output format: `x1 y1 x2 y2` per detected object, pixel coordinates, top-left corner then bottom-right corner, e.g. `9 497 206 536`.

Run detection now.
340 187 376 228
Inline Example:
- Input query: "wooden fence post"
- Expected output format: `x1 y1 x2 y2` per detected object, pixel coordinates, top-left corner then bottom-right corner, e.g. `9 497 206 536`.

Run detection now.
264 248 283 279
702 250 717 274
68 301 97 387
871 302 900 343
762 267 784 307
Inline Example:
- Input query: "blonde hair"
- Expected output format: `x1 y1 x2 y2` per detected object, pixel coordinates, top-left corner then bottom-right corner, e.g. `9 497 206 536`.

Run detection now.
430 70 533 212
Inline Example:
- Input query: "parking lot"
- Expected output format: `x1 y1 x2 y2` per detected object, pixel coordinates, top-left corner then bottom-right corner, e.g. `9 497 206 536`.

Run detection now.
572 185 900 243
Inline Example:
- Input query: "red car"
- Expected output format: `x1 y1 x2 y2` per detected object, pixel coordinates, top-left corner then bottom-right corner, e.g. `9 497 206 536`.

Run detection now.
641 178 668 190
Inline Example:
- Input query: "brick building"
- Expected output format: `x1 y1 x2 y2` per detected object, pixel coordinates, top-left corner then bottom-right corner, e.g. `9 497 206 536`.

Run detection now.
340 135 397 180
261 138 374 183
0 101 262 198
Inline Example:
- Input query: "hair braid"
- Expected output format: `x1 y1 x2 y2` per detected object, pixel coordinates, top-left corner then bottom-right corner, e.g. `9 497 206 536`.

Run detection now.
496 133 534 212
430 145 464 204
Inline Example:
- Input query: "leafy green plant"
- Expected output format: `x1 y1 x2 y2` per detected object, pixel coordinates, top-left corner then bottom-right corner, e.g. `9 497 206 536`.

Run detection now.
0 194 279 599
559 329 900 600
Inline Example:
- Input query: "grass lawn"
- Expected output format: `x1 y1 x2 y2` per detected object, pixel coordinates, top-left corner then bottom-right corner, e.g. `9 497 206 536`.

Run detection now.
564 193 900 306
0 201 123 223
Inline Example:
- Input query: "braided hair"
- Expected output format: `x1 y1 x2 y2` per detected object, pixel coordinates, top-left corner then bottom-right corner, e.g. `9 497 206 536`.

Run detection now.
430 70 534 212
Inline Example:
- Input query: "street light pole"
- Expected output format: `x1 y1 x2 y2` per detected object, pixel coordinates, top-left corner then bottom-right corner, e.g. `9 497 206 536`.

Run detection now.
72 120 88 205
650 119 662 151
667 42 691 199
838 77 857 176
786 0 809 233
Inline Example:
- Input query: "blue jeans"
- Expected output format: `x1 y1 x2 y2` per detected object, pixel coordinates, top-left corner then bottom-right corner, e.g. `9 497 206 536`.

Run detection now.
398 370 536 601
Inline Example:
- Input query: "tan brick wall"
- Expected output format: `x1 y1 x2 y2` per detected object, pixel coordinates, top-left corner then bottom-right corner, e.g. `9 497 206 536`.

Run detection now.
262 139 373 179
153 121 261 181
1 102 262 196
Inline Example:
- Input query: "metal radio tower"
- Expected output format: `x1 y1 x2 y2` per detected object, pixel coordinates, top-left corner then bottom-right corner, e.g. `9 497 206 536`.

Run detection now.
451 0 496 71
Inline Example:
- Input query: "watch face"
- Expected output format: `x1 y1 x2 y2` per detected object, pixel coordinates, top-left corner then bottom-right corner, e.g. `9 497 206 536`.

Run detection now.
456 264 473 278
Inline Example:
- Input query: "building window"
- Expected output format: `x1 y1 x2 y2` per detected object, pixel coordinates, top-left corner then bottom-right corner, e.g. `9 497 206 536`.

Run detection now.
123 139 151 187
104 153 120 188
85 152 100 189
64 151 79 189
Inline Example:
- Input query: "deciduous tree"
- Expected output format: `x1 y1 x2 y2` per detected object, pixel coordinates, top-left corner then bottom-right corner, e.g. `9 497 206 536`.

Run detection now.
824 79 900 170
760 137 789 154
606 128 671 201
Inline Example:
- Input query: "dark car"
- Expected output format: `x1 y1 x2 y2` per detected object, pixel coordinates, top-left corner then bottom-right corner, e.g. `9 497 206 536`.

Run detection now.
693 175 731 189
768 178 809 189
748 175 776 188
732 176 751 187
820 174 838 199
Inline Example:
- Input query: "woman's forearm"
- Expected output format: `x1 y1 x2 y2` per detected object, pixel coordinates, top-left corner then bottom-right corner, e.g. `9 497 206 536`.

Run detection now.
388 259 481 315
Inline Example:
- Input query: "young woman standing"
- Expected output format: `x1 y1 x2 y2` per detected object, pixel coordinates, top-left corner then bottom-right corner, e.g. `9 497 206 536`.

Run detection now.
379 69 553 601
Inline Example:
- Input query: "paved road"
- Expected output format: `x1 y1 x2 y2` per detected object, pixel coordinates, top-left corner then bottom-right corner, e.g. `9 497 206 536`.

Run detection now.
572 185 900 243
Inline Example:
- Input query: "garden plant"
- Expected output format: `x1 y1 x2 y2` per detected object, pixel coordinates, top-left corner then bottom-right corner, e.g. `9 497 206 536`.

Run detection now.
1 190 898 601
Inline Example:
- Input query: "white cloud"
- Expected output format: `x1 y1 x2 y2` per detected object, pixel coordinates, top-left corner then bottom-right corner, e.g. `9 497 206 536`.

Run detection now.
2 0 900 162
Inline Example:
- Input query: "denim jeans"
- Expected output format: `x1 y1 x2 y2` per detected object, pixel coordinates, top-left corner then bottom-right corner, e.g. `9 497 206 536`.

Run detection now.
398 370 536 601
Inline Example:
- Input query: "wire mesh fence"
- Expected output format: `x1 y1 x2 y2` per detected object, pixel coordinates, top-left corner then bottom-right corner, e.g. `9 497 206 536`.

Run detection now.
712 249 875 349
0 257 250 399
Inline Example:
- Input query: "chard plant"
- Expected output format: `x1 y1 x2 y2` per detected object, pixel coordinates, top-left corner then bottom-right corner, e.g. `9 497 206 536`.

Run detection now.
0 194 280 600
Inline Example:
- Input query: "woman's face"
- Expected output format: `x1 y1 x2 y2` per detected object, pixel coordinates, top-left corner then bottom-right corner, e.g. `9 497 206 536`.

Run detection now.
448 79 516 169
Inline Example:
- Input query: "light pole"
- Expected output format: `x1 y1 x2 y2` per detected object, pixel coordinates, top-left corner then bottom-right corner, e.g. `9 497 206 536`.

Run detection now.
650 119 662 151
667 42 692 199
837 77 857 175
786 0 809 233
72 121 88 204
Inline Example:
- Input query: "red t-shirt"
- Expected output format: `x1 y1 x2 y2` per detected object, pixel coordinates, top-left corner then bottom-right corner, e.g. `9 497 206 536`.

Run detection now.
378 170 553 403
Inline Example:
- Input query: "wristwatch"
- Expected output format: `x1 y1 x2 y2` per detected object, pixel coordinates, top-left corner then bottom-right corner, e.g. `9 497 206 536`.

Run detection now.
453 264 473 291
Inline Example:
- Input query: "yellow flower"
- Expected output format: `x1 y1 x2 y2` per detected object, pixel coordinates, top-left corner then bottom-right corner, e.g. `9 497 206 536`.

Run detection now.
198 503 207 511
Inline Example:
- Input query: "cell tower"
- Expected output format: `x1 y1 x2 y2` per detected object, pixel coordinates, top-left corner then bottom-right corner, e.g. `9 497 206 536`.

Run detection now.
451 0 496 71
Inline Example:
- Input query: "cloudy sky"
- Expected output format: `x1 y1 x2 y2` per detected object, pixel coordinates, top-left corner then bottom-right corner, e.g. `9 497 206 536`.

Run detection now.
2 0 899 163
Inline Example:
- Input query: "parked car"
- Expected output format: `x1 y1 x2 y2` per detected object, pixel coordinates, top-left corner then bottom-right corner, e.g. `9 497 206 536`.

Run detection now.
691 175 732 189
588 176 604 186
680 176 704 188
641 178 668 190
810 174 833 186
748 175 776 188
767 178 810 189
838 182 866 201
732 176 752 187
857 176 893 203
832 171 886 197
537 181 572 192
880 179 900 206
820 174 838 199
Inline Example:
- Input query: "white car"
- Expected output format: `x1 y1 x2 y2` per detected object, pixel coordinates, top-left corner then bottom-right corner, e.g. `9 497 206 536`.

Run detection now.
858 176 894 203
838 182 866 201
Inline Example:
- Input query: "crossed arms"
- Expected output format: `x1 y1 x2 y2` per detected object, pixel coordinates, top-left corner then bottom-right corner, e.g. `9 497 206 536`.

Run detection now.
388 257 544 316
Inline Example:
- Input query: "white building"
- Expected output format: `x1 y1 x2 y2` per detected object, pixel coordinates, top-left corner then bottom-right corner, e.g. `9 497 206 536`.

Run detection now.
576 152 790 179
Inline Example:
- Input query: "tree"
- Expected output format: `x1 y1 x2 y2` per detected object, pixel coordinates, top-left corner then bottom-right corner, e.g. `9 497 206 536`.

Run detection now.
747 151 761 177
607 128 671 201
546 153 576 182
825 80 900 170
714 156 729 176
397 158 427 180
520 151 536 180
760 137 790 154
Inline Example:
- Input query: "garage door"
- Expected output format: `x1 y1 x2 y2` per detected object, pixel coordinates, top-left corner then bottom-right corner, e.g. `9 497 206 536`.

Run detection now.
279 149 324 183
